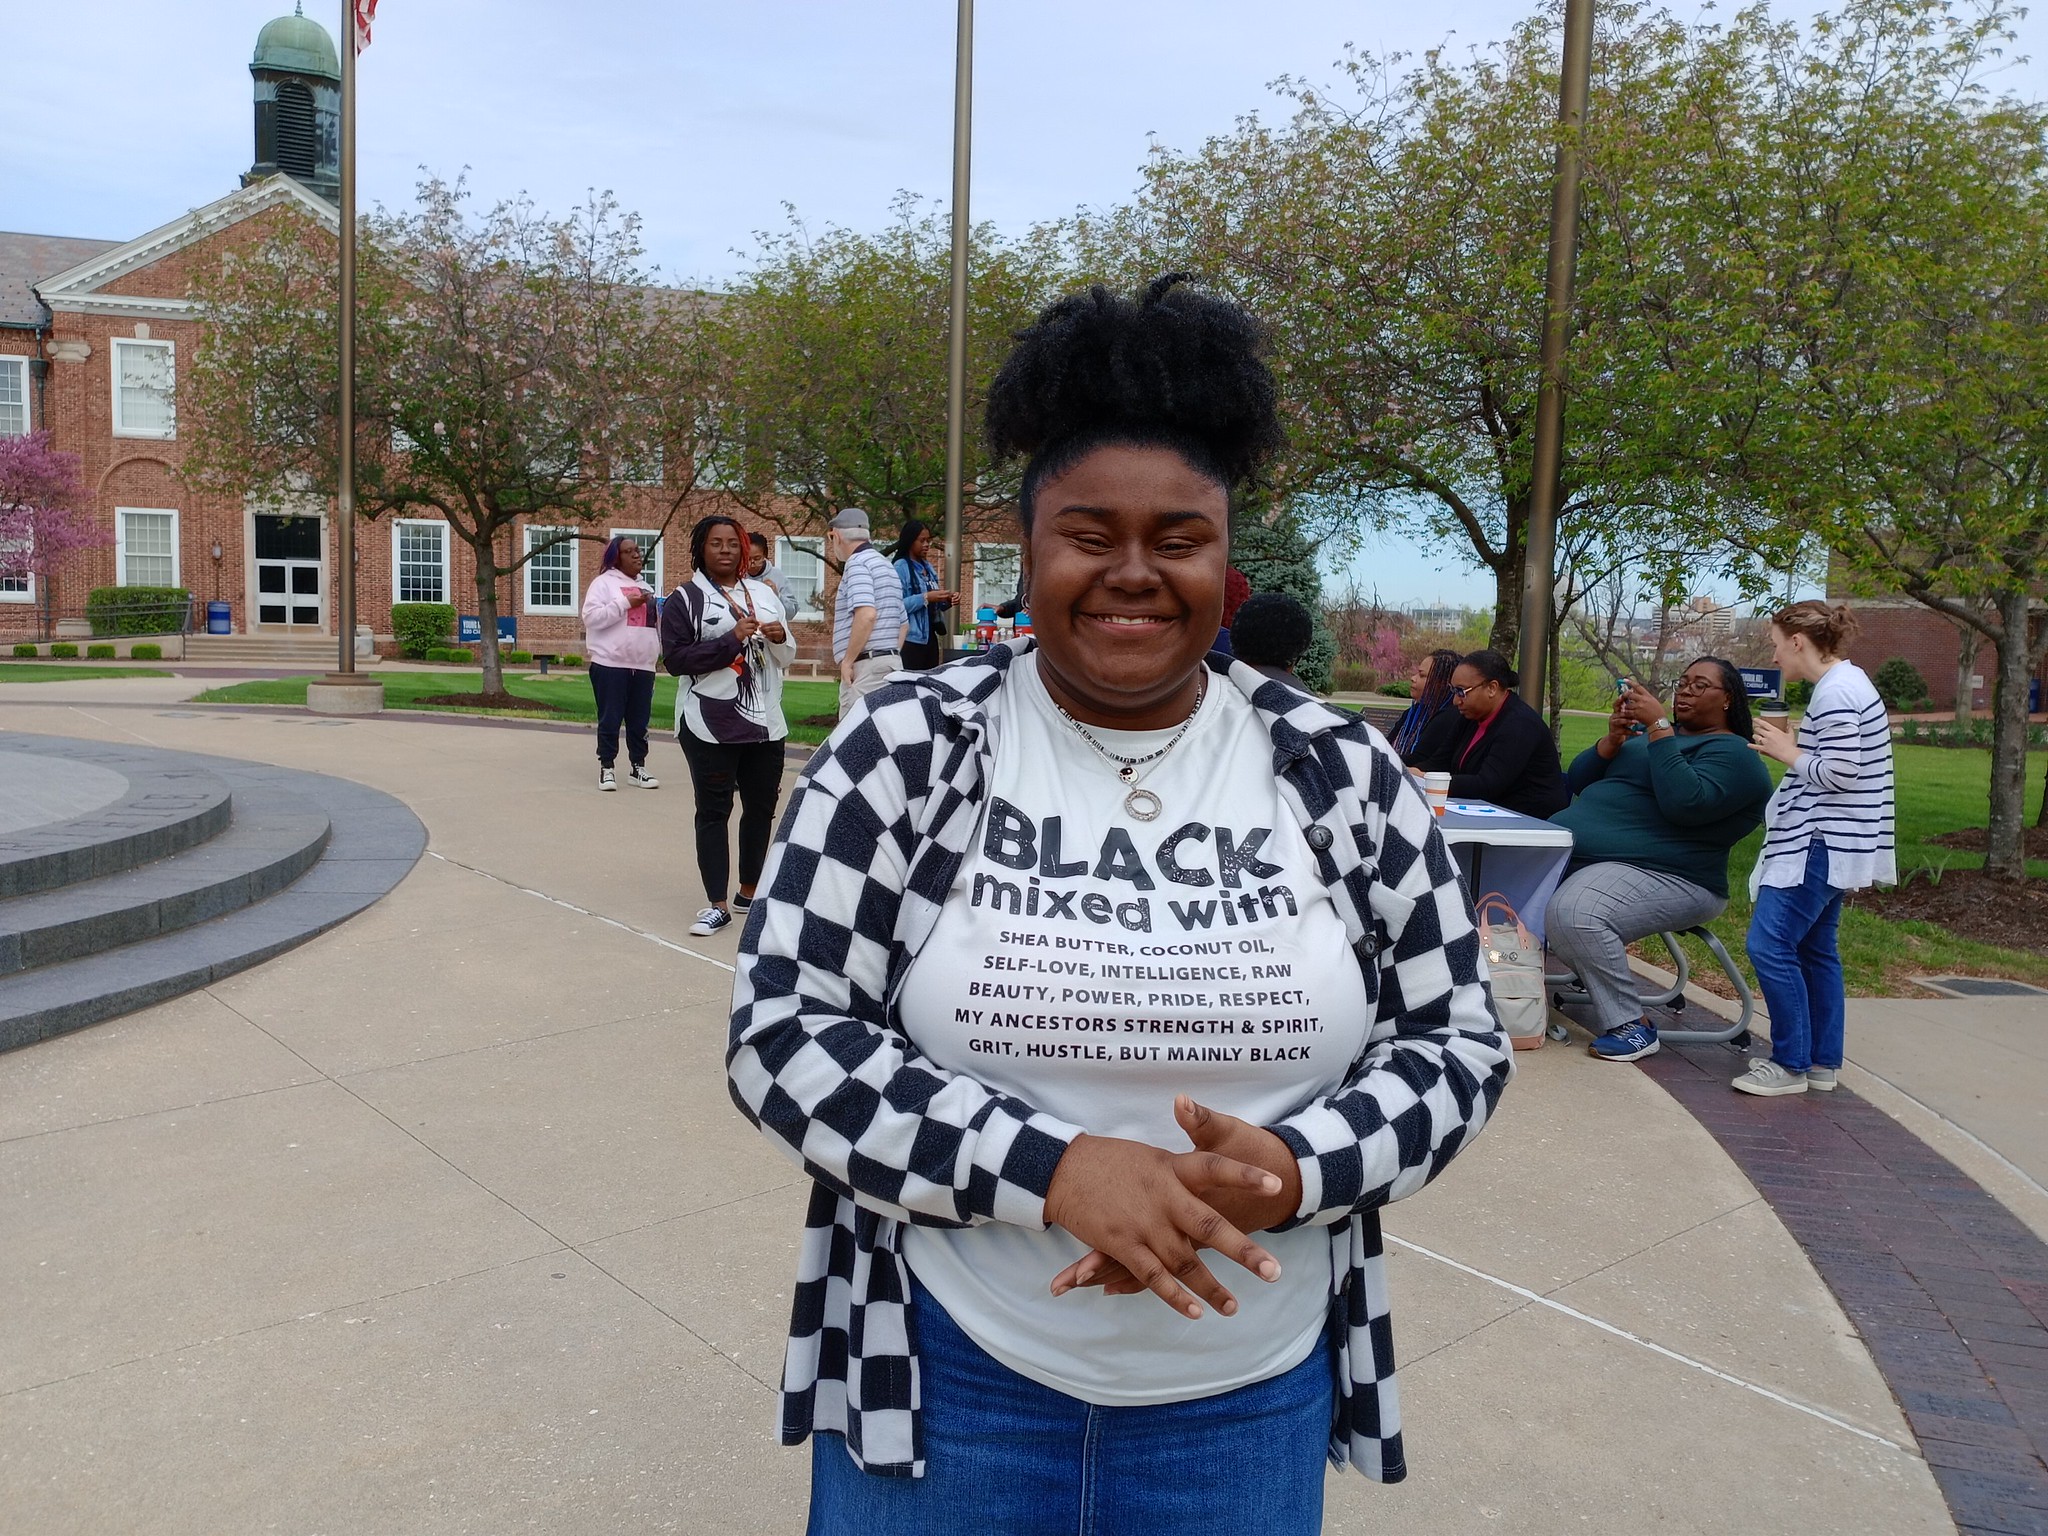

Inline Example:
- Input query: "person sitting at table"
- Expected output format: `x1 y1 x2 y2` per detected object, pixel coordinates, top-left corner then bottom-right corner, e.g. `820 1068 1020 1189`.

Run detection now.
1412 650 1568 819
1544 657 1774 1062
1392 648 1462 765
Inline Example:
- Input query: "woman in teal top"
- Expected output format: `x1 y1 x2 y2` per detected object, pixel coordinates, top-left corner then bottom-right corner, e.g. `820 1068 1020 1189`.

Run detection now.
1545 657 1774 1062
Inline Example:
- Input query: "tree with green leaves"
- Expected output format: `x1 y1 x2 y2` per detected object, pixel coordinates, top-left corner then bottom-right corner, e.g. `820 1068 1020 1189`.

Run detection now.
712 199 1076 557
183 177 724 699
1115 3 1777 659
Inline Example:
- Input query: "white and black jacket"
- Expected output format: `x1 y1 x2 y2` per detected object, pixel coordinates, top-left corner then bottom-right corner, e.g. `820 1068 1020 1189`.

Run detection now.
659 572 797 744
728 641 1511 1481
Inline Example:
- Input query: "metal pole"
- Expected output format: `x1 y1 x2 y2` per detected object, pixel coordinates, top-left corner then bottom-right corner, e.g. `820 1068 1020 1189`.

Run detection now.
1517 0 1594 707
335 0 358 675
940 0 973 608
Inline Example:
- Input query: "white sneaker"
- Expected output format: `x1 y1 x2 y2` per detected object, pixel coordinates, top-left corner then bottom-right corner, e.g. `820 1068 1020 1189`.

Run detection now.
688 906 732 937
627 764 660 789
1732 1057 1808 1096
598 767 617 792
1808 1066 1839 1092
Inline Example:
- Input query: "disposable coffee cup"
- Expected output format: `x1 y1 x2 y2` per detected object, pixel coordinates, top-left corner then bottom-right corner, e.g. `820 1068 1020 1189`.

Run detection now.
1759 699 1790 720
1424 772 1452 817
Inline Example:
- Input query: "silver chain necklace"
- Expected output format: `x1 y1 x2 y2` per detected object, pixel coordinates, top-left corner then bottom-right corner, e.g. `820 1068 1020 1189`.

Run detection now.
1047 674 1208 823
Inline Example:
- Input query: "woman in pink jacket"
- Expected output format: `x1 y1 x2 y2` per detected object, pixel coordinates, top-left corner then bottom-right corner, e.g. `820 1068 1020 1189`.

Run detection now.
580 535 662 791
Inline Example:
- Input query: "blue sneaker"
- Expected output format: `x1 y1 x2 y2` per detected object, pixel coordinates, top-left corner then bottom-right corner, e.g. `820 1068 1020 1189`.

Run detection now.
1591 1021 1660 1061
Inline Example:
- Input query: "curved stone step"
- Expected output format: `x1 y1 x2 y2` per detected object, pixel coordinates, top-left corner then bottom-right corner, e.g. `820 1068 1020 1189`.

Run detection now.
0 784 331 975
0 741 233 899
0 735 427 1053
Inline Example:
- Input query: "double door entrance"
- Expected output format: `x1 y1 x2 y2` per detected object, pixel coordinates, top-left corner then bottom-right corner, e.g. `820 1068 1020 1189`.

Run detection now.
253 514 323 628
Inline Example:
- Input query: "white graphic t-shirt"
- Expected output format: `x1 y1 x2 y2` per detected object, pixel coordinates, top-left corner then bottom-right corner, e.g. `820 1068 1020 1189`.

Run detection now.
898 654 1372 1404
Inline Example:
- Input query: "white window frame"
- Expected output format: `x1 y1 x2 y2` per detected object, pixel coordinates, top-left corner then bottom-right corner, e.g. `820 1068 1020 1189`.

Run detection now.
0 355 30 437
777 535 826 622
972 542 1022 616
523 525 580 615
115 507 181 587
0 571 33 603
111 338 176 440
608 528 665 593
390 518 451 607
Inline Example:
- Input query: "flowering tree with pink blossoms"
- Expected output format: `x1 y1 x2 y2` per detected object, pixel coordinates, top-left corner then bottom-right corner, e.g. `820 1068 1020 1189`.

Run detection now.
0 431 106 634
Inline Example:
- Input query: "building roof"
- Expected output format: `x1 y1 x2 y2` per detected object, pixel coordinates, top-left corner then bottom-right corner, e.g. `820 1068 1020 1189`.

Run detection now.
253 9 340 82
0 232 123 328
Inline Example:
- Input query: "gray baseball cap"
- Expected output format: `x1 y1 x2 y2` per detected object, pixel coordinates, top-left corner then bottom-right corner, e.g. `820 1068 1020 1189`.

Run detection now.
828 507 871 535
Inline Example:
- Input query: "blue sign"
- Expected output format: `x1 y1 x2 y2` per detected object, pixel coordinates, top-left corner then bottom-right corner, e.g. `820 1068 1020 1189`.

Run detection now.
458 615 518 644
1739 666 1783 700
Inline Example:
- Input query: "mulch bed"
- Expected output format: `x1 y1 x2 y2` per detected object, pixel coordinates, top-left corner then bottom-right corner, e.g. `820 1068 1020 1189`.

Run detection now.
415 692 567 714
1929 824 2048 860
1849 868 2048 954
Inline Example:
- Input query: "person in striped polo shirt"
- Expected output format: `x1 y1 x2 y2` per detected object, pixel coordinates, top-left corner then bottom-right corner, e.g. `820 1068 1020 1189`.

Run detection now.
1738 601 1896 1096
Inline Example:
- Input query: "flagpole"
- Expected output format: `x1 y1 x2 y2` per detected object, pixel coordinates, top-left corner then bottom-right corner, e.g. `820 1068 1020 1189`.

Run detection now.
309 0 380 714
940 0 972 612
335 0 358 675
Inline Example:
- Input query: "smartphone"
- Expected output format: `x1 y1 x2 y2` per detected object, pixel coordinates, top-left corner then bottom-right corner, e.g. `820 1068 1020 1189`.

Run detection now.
1617 676 1645 733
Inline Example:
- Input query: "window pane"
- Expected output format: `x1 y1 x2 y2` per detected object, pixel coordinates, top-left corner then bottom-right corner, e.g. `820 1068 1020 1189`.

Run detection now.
0 360 25 437
526 529 575 609
778 536 825 620
397 522 446 604
117 343 174 434
122 511 175 586
973 543 1021 614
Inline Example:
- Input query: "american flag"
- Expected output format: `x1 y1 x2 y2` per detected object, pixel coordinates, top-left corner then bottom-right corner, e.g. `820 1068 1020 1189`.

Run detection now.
353 0 378 53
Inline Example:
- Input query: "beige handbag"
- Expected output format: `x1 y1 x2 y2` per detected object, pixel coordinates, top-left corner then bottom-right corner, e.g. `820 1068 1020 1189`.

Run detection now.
1475 891 1548 1049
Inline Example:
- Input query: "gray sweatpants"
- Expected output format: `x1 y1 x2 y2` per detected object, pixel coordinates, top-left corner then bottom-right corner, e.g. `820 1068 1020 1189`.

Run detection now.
1545 861 1726 1032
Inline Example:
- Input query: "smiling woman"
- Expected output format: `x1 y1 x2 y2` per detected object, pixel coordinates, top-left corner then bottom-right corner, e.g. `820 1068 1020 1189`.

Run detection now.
727 276 1511 1534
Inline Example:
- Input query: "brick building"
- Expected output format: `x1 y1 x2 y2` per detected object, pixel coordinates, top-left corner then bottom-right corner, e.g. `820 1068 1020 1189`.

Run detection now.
1 10 1021 658
1831 595 2045 714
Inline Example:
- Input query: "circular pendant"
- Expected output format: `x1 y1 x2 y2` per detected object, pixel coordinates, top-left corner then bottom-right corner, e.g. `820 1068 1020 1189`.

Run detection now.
1124 787 1163 823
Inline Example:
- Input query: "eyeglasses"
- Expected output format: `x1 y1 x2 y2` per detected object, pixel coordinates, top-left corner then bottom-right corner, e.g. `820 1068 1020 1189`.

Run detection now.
1449 683 1491 699
1673 678 1727 695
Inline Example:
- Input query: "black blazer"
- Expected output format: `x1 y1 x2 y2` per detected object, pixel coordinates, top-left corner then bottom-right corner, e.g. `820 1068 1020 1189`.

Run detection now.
1400 700 1465 768
1415 691 1569 819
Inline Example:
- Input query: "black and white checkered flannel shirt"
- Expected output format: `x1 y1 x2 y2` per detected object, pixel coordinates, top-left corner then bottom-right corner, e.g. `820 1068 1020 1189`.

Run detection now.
729 642 1512 1481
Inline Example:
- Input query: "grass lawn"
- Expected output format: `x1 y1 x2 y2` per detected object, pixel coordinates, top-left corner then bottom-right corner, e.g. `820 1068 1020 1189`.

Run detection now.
1553 716 2048 996
191 670 845 744
0 664 173 682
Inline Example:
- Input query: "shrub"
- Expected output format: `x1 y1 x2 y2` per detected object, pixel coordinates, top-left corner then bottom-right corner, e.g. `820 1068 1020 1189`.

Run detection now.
86 586 191 636
425 647 451 663
11 643 36 658
86 644 115 659
390 603 456 660
131 643 162 660
1380 680 1412 698
49 642 78 658
505 650 533 665
1785 677 1814 710
558 653 582 667
445 646 473 663
1873 657 1931 711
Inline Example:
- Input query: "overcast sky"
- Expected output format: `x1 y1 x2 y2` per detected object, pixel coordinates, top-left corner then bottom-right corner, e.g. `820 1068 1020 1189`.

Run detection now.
7 1 2045 606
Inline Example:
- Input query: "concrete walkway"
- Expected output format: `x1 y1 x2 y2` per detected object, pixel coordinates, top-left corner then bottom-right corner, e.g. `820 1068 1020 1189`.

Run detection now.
0 684 1963 1533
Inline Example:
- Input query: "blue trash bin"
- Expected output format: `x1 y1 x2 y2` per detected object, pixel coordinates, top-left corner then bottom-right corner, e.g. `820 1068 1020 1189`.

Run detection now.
206 601 232 635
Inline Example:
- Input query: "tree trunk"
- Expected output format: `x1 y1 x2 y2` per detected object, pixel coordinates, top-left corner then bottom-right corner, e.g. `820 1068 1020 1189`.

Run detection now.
1984 588 2031 881
1547 607 1564 738
1488 552 1523 656
474 543 505 699
1954 617 1977 723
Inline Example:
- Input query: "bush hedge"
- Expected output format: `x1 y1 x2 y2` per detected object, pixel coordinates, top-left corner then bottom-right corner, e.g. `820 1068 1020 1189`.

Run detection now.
86 644 116 659
131 643 163 660
1873 656 1933 712
446 646 473 663
12 643 37 658
505 650 533 665
391 603 455 660
559 653 582 667
86 586 191 636
49 643 78 658
1786 677 1814 710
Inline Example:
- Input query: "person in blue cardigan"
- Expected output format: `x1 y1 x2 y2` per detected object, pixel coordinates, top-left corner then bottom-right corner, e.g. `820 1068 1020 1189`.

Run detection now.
891 519 956 670
1545 657 1775 1061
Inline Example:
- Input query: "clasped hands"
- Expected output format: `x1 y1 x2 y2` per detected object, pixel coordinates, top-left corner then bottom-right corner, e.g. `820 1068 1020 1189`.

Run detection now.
1041 1094 1303 1322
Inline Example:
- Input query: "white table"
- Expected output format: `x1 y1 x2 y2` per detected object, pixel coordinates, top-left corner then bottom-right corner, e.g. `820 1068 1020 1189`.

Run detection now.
1436 800 1574 943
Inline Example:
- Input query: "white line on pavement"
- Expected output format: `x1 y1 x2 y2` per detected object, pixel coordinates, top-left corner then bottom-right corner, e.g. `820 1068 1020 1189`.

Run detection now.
1385 1234 1918 1457
427 851 738 974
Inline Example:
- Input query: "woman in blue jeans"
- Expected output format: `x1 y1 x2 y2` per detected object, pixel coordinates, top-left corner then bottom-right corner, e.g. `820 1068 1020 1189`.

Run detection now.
1739 601 1896 1096
729 279 1510 1534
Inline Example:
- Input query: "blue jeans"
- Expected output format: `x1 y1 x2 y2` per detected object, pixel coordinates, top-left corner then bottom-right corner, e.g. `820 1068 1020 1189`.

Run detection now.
1746 842 1846 1073
807 1276 1336 1535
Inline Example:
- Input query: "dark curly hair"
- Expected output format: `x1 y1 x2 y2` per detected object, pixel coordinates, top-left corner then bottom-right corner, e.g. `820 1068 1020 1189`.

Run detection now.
1229 592 1313 670
985 274 1283 530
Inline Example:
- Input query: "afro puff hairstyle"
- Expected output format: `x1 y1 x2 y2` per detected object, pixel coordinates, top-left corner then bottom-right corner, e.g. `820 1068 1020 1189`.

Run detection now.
984 274 1283 530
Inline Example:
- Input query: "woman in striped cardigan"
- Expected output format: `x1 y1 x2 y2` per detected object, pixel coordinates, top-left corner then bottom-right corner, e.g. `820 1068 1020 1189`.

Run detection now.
1738 601 1896 1096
